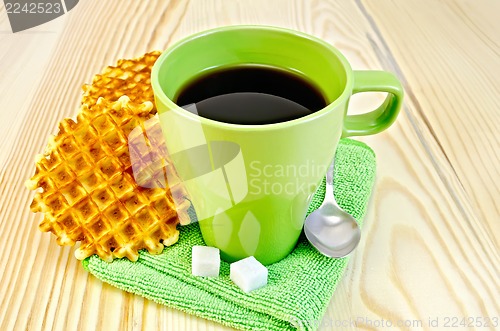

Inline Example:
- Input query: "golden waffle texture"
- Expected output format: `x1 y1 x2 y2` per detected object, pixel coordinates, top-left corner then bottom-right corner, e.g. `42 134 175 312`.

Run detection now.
82 51 160 105
26 53 190 262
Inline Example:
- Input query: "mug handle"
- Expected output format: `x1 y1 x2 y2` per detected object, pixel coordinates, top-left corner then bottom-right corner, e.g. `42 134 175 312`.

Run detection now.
342 70 404 137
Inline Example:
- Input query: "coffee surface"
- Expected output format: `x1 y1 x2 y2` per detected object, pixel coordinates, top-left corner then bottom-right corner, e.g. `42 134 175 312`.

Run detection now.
175 66 327 125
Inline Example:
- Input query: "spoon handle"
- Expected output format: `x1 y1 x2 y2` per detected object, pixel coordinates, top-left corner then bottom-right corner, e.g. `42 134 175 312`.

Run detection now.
326 161 334 186
324 161 338 207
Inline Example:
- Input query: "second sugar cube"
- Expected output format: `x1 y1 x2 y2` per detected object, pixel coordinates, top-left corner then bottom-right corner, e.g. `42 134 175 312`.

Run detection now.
192 246 220 277
230 256 268 293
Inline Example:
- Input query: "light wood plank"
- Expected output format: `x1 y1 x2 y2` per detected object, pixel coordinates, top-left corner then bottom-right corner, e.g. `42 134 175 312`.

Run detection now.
0 11 67 167
360 0 500 245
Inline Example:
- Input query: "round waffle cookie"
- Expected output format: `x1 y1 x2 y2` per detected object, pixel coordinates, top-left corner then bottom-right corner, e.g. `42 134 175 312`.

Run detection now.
81 51 160 106
26 93 190 262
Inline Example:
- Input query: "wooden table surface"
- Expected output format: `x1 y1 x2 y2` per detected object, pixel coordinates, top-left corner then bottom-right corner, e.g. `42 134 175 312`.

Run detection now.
1 1 499 330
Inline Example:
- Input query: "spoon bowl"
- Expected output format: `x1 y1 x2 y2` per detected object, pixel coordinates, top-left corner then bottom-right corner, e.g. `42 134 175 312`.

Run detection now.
304 162 361 258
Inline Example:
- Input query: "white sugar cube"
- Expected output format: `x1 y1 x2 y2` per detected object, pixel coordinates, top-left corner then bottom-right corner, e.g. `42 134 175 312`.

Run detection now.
192 246 220 277
230 256 268 293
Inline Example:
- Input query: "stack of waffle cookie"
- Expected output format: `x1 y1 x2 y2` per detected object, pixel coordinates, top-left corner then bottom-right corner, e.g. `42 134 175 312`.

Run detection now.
26 52 191 262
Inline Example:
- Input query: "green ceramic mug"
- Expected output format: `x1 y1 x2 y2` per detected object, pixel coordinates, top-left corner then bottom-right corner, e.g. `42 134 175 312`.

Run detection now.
152 25 403 265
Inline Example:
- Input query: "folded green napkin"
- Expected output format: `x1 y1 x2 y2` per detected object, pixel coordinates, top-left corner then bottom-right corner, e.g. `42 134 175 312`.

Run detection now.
83 138 376 331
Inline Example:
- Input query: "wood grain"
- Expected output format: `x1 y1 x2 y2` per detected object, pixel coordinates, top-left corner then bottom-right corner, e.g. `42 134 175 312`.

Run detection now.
1 1 498 330
361 0 500 247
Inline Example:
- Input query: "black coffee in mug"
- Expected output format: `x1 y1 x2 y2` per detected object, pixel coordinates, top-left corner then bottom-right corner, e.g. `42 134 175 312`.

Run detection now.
174 65 327 125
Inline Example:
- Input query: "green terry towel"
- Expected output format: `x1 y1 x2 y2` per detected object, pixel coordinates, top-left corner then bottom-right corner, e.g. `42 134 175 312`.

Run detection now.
83 138 376 331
